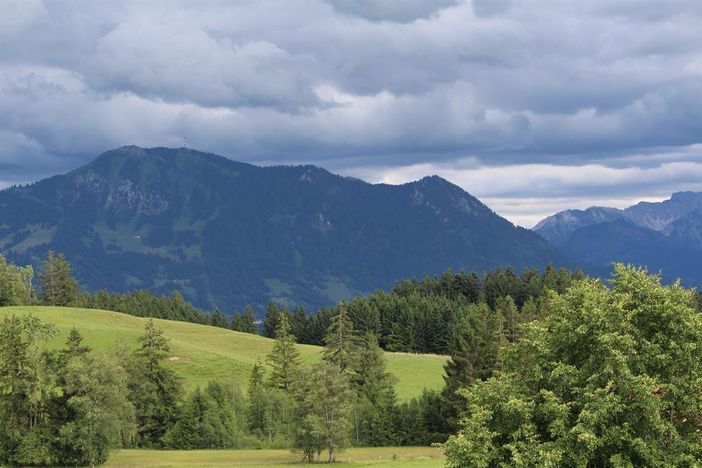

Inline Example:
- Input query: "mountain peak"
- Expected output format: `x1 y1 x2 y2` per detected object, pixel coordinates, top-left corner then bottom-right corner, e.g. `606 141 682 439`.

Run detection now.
0 146 567 310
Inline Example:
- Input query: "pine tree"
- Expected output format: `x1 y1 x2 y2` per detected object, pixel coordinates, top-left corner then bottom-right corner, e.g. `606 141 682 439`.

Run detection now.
263 302 287 338
209 309 229 329
290 306 308 343
128 319 182 446
39 251 78 307
241 307 257 334
60 328 91 365
495 295 520 342
266 314 301 391
323 303 358 373
352 333 398 446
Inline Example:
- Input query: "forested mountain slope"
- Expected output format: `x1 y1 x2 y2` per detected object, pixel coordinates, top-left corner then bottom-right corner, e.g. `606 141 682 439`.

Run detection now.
0 146 567 311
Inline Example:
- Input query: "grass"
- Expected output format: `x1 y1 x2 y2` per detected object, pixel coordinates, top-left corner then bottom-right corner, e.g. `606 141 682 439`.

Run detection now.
106 447 444 467
0 306 447 401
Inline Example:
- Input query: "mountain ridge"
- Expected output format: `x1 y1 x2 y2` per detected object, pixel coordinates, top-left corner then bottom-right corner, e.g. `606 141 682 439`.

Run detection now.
533 192 702 285
0 146 568 312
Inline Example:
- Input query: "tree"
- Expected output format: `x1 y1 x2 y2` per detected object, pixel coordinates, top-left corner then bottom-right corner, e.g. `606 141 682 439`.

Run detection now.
232 307 258 334
266 314 301 391
128 319 183 446
263 303 288 338
246 362 268 438
292 362 353 463
208 309 229 329
61 327 91 362
442 303 502 428
39 251 79 306
52 352 135 465
0 314 57 466
352 333 398 446
0 255 33 306
323 303 358 374
444 265 702 467
494 295 520 343
164 381 247 449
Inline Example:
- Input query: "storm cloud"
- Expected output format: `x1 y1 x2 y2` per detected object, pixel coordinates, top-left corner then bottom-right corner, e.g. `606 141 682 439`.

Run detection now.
1 0 702 225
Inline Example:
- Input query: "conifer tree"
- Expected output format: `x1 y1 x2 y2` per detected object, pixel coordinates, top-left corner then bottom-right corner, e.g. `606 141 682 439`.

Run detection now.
246 361 267 437
266 314 301 391
263 302 287 338
39 251 78 307
241 307 257 334
128 319 182 446
352 333 398 445
323 303 358 373
495 295 520 343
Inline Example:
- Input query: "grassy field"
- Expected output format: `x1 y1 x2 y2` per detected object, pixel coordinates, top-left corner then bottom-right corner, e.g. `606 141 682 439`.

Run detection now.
107 447 444 467
0 306 446 401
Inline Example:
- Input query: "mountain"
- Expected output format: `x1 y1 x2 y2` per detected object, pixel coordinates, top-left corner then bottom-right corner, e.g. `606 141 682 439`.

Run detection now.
532 206 624 247
0 146 567 312
534 192 702 285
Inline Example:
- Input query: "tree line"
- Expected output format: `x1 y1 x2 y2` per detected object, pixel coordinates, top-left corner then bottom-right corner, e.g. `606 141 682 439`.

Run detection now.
5 251 702 464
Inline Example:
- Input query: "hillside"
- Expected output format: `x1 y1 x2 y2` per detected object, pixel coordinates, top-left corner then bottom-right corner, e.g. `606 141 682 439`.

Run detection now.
533 192 702 285
0 146 568 312
0 306 446 402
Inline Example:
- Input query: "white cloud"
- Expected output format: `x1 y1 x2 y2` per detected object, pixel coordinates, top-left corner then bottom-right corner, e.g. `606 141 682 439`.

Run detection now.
341 156 702 226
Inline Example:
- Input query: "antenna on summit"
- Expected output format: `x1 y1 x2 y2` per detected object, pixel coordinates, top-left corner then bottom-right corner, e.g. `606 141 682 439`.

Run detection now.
182 135 188 148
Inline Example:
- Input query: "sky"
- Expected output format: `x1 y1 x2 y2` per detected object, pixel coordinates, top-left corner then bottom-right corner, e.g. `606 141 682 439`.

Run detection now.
2 0 702 227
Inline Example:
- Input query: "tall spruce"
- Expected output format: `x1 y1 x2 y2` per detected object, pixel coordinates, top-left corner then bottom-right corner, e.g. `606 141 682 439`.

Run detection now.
323 303 358 374
39 251 78 307
266 313 301 391
352 333 398 446
128 319 182 446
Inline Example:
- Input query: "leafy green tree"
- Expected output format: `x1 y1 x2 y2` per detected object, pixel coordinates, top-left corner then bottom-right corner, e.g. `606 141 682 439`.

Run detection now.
128 319 183 447
266 313 301 391
39 250 79 306
444 265 702 467
246 362 267 437
246 361 293 446
292 362 353 463
52 352 135 465
0 255 33 306
0 314 57 466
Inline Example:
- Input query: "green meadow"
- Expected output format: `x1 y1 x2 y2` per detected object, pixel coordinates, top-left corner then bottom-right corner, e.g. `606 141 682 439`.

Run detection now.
0 306 447 401
106 447 444 467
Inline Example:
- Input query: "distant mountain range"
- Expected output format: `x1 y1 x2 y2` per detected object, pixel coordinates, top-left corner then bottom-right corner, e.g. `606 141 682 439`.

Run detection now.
0 146 566 312
533 192 702 285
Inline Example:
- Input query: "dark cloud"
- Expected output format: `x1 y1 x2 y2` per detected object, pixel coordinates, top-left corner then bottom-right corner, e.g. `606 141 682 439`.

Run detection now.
1 0 702 223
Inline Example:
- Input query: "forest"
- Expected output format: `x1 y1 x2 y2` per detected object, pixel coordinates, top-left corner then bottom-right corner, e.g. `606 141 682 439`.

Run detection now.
2 252 702 465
